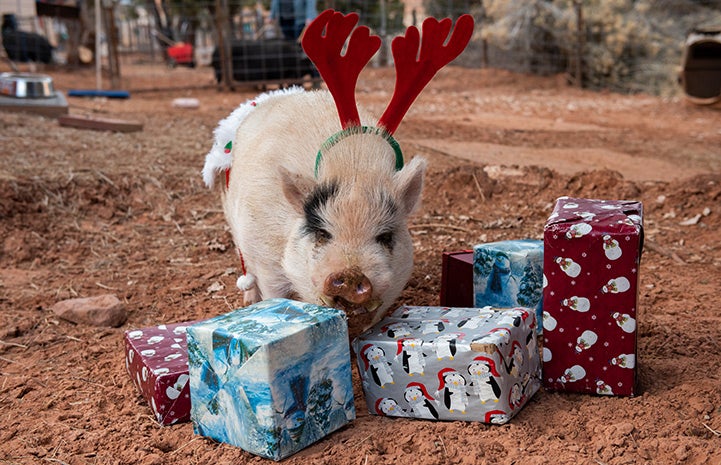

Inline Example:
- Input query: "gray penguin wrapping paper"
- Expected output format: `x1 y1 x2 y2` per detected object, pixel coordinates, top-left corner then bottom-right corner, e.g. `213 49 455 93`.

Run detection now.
352 305 541 424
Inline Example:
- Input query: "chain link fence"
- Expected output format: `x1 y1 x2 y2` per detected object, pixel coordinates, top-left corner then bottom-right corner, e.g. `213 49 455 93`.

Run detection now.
2 0 721 95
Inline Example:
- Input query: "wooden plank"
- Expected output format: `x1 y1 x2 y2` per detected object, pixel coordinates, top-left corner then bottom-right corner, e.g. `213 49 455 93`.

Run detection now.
58 114 143 132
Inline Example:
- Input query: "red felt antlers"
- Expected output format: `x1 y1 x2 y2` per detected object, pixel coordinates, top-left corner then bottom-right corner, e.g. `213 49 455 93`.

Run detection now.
302 10 381 128
379 14 475 134
302 9 474 134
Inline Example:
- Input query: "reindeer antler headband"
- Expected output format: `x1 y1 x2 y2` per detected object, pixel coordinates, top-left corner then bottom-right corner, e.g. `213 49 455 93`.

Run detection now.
301 9 474 177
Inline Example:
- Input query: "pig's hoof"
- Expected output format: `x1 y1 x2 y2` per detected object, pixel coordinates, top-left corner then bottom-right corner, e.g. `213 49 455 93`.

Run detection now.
242 287 260 306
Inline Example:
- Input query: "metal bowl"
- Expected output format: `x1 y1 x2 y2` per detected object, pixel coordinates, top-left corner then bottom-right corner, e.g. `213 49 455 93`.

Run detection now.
0 72 56 99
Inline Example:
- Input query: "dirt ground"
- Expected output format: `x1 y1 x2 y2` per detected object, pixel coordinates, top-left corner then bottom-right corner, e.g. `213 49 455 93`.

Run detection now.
1 61 720 465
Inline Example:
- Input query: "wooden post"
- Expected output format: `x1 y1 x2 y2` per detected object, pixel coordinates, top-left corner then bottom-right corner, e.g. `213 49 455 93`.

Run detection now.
379 0 387 66
482 38 488 68
104 0 122 89
574 0 584 88
214 0 233 91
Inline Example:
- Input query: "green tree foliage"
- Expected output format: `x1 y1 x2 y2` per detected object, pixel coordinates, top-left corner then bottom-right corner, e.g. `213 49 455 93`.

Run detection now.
517 261 542 308
473 248 497 278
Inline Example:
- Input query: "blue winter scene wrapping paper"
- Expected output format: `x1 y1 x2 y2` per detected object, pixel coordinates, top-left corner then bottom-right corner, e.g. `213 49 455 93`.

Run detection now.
352 306 541 425
473 239 544 333
186 298 356 461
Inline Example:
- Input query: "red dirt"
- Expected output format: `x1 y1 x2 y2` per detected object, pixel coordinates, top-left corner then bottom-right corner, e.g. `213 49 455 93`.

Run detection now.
1 63 720 465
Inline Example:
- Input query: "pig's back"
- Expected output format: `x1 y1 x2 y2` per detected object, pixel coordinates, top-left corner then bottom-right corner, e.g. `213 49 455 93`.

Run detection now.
234 90 343 175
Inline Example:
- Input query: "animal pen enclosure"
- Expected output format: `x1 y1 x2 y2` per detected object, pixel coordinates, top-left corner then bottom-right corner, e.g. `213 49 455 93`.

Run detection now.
2 1 721 96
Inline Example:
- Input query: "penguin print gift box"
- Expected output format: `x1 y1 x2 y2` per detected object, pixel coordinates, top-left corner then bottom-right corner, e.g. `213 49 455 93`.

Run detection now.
186 298 355 461
473 239 544 333
542 197 643 396
351 305 541 424
124 320 199 425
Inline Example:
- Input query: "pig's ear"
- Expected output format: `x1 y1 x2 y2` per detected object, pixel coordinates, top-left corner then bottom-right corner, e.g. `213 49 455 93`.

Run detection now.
394 156 427 215
280 167 316 213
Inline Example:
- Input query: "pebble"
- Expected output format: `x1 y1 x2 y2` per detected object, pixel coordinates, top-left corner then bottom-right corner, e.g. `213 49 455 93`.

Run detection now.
51 294 127 327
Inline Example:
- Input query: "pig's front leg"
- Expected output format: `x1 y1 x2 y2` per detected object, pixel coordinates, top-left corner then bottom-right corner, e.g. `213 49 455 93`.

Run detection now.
242 286 261 306
242 255 295 305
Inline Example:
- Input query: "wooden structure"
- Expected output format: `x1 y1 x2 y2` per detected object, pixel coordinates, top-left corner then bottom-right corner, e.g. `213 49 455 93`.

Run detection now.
679 26 721 105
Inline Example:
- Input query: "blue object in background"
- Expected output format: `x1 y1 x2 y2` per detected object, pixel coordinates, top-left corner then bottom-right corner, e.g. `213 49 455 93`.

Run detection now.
473 239 544 333
186 298 355 461
68 89 130 99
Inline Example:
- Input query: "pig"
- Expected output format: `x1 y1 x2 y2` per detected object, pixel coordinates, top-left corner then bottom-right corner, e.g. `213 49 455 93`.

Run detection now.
206 89 425 323
203 10 473 325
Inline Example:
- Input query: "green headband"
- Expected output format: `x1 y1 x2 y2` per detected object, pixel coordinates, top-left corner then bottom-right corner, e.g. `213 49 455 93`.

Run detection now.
314 126 404 178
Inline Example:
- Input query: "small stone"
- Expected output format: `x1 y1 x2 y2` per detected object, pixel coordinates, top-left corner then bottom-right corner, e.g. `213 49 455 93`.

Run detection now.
51 294 127 327
675 444 689 461
679 214 701 226
615 421 635 435
206 281 224 293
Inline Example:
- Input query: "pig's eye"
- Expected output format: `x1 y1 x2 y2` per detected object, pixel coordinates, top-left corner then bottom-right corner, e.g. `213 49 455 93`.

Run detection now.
315 228 332 246
376 231 394 250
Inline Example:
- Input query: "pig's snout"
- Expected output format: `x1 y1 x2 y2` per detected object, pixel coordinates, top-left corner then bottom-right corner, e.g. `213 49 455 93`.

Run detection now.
323 267 373 306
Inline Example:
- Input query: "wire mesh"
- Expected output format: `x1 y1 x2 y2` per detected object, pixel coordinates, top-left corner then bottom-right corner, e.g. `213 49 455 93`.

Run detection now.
2 0 721 95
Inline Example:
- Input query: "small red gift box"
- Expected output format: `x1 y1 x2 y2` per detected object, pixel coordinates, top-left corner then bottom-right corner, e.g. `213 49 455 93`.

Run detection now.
440 250 474 307
542 197 643 396
124 321 198 425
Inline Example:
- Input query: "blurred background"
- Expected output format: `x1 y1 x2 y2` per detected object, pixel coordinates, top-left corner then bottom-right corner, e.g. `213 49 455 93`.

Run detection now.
2 0 721 98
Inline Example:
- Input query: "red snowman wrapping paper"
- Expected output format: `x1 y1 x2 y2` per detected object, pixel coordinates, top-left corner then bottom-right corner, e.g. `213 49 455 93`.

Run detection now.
124 321 198 425
542 197 643 396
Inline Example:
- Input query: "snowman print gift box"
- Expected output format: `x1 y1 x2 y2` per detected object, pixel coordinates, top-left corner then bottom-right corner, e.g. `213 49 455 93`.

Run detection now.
542 196 643 396
352 305 541 424
124 320 199 425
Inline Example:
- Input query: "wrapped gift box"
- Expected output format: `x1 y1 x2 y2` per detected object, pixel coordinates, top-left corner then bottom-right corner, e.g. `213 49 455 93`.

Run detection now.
542 197 643 396
186 298 355 461
473 240 544 333
124 320 198 425
351 305 541 424
440 250 474 307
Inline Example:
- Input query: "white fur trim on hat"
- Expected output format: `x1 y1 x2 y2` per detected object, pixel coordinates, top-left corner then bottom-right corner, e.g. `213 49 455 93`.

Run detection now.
202 86 306 188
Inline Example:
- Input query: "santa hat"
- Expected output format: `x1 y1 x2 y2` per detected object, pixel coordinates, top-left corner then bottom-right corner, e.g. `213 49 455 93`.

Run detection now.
405 382 434 401
489 328 511 342
470 356 500 376
490 327 510 336
396 338 414 355
360 344 375 370
380 323 397 334
375 397 389 415
508 385 525 409
516 309 530 322
202 87 305 188
437 368 457 390
484 409 507 423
